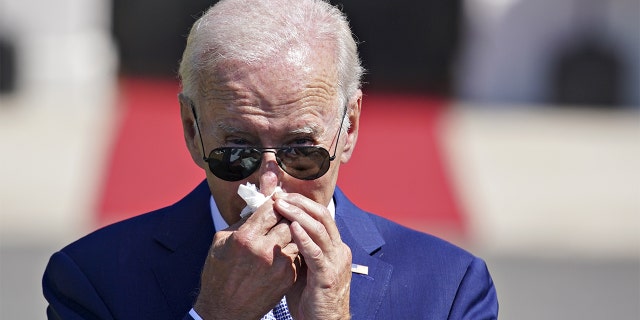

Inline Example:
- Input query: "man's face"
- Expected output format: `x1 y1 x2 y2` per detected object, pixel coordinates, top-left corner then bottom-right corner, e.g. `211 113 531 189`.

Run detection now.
183 49 361 225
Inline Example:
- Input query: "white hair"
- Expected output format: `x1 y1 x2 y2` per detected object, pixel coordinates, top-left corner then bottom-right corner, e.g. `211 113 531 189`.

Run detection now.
178 0 364 111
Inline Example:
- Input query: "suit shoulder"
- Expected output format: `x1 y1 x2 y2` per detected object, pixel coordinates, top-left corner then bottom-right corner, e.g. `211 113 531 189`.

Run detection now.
60 208 168 261
368 213 477 267
61 181 211 258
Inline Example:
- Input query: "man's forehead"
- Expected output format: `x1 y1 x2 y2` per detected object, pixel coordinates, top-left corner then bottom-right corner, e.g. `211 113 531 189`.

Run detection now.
198 75 336 109
201 47 338 97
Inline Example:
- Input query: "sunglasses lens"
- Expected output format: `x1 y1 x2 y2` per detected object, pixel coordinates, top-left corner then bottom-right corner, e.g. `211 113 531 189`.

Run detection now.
208 148 262 181
207 147 332 181
277 147 331 180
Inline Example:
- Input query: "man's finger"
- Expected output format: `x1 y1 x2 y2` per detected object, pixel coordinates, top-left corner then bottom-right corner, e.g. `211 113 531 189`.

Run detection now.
265 218 294 248
274 196 336 252
274 192 341 242
236 199 282 235
289 221 327 272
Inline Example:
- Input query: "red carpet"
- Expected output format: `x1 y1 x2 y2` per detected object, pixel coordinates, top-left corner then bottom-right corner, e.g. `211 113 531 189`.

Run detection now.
98 78 466 237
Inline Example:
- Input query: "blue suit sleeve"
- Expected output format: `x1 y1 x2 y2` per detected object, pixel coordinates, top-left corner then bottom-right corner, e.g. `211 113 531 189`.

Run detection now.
42 251 115 320
448 257 499 320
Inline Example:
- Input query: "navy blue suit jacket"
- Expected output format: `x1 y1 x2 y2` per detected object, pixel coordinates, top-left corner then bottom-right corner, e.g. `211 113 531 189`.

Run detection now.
43 181 498 319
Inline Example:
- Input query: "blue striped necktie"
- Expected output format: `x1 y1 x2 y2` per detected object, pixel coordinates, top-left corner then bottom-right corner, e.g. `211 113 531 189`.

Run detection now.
261 297 293 320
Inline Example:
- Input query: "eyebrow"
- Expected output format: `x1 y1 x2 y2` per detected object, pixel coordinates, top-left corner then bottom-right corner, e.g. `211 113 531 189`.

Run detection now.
215 121 324 137
215 121 243 134
290 123 322 136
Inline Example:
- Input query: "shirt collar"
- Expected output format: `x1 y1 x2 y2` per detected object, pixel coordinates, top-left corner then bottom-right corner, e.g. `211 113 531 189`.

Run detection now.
210 195 336 233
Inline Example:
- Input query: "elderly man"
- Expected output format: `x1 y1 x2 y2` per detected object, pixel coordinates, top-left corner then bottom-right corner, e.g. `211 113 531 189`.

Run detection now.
43 0 498 319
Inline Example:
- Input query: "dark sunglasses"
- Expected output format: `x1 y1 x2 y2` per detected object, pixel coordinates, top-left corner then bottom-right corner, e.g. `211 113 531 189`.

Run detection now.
192 104 347 181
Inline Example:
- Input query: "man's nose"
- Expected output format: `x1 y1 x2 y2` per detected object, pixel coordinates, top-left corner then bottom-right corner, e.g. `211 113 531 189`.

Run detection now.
257 151 281 196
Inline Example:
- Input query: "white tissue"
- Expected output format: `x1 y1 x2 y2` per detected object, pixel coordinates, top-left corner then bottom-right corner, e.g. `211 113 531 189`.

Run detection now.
237 182 282 218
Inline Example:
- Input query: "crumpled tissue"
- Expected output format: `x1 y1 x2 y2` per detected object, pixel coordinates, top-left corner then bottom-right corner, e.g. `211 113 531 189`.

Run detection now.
237 182 283 219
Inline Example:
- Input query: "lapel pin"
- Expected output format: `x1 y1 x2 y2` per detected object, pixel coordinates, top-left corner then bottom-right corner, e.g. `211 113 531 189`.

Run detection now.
351 263 369 275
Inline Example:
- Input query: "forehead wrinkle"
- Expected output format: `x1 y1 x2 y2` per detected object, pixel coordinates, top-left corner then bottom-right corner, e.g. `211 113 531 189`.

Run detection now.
201 87 255 107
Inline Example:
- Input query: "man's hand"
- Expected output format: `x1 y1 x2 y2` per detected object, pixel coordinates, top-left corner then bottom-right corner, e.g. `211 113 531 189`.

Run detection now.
274 192 352 320
193 199 300 320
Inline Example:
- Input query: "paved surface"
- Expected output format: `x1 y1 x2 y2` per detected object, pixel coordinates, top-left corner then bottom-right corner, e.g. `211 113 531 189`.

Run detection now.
2 243 638 319
487 254 639 319
1 244 54 319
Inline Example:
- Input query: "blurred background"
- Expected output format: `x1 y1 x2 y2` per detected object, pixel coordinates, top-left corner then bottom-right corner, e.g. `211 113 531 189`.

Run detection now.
1 0 638 318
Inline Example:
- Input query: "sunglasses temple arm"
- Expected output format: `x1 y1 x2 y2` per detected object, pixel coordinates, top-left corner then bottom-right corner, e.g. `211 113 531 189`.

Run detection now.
190 103 209 162
330 106 348 160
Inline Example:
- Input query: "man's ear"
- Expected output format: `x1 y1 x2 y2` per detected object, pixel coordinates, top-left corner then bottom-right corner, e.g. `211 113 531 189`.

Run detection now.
340 90 362 164
179 93 207 170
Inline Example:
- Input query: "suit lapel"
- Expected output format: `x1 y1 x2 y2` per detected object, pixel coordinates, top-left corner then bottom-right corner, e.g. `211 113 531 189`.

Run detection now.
335 188 393 320
151 181 214 318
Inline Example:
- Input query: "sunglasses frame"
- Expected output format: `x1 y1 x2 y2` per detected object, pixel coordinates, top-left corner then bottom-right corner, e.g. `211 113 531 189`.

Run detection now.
191 103 348 181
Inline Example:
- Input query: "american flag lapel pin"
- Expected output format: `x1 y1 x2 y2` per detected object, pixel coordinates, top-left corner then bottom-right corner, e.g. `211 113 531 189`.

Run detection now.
351 263 369 275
